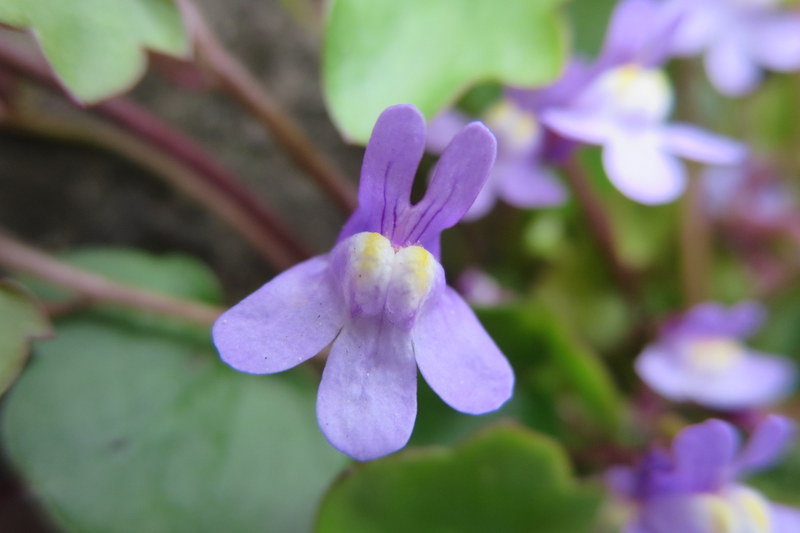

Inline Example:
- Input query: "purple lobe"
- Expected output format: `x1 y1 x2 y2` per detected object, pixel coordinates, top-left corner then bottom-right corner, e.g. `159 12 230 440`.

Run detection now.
735 415 796 475
672 419 738 492
316 317 418 461
213 256 344 374
412 288 513 414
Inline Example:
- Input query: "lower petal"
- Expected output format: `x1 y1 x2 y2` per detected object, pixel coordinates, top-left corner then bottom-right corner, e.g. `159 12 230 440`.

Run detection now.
603 129 686 205
213 256 344 374
317 317 417 461
753 16 800 72
772 504 800 533
496 158 567 209
412 288 514 414
635 344 689 401
705 37 761 97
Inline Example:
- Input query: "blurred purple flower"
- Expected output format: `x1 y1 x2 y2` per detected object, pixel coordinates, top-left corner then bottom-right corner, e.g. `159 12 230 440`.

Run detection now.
539 0 746 204
427 99 567 220
609 416 800 533
666 0 800 96
636 302 797 410
213 105 514 461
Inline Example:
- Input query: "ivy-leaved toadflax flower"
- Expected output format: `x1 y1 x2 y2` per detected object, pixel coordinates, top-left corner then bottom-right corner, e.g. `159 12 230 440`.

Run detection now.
212 104 514 461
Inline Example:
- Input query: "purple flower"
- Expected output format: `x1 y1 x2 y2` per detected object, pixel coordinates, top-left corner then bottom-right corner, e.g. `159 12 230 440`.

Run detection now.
636 302 797 410
427 99 567 220
609 416 800 533
212 105 514 461
539 0 746 205
666 0 800 96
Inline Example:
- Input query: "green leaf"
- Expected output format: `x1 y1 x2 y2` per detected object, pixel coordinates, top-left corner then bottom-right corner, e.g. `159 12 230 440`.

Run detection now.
3 318 347 533
323 0 568 142
2 250 347 532
0 0 189 103
0 280 52 397
565 0 617 57
316 423 602 533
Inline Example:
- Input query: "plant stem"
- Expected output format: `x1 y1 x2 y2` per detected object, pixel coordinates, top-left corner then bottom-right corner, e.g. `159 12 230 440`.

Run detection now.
679 174 710 305
180 0 358 213
0 231 222 326
0 36 311 268
4 107 301 269
561 156 641 304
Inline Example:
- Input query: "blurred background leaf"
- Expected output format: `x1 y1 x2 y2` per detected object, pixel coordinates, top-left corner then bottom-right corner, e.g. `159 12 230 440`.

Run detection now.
316 423 602 533
323 0 567 142
0 0 189 102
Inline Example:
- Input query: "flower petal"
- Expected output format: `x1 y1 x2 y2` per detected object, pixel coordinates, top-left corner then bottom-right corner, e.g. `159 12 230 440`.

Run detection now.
412 288 513 414
639 495 728 533
675 301 766 339
317 317 417 461
772 504 800 533
213 256 344 374
689 352 797 410
705 36 761 97
540 108 616 145
598 0 680 68
339 104 425 242
635 344 690 401
736 415 796 474
753 15 800 72
603 128 687 204
661 124 746 165
495 158 567 209
397 122 496 251
672 419 738 491
426 109 470 154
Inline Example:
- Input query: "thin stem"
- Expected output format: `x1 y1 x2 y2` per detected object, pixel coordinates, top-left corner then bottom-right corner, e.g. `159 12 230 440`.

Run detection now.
561 156 641 304
181 0 358 213
0 232 222 326
679 173 710 305
0 36 311 267
4 107 299 269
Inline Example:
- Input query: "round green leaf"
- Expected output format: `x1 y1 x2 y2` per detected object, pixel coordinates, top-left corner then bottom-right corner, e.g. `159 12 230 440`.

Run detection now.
0 0 189 103
0 280 52 397
2 319 347 533
316 423 602 533
323 0 568 142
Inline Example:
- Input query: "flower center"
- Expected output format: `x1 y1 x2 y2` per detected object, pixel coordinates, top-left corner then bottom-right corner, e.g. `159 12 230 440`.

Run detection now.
589 64 673 124
336 232 440 329
484 100 540 154
731 0 780 9
692 487 773 533
682 337 746 375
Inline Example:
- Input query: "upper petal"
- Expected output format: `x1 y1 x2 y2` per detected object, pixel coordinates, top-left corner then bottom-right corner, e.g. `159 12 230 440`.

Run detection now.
396 122 496 251
672 419 739 491
213 256 344 374
672 301 766 339
412 287 514 414
317 317 417 461
495 158 568 209
752 15 800 72
735 415 796 474
705 35 762 97
339 105 426 242
603 128 687 204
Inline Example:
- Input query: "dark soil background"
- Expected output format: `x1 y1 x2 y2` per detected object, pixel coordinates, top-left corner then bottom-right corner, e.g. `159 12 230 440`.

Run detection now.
0 0 364 530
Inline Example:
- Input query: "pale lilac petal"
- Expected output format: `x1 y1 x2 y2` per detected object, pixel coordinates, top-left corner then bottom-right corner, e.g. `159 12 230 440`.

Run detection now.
753 15 800 72
598 0 681 68
540 109 616 145
661 124 747 165
689 352 797 410
705 36 762 97
672 419 738 491
413 288 513 414
397 122 496 250
736 415 796 474
603 129 687 204
667 0 721 56
339 104 425 242
677 301 766 339
495 159 567 209
635 345 690 401
426 110 470 153
462 178 498 221
317 317 417 461
213 256 344 374
772 504 800 533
